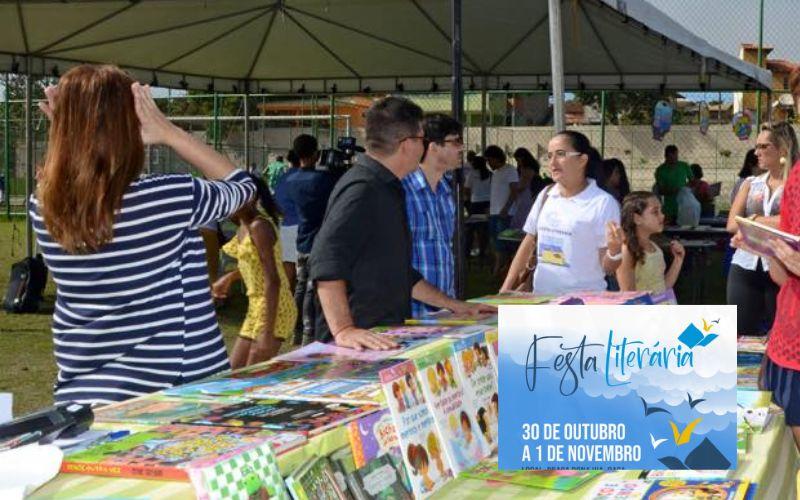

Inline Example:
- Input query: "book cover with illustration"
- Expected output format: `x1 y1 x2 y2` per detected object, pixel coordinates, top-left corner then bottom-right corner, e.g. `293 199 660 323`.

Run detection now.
179 398 378 436
61 425 282 481
93 395 236 425
588 479 653 499
460 457 600 491
735 215 800 258
348 454 413 500
379 360 453 499
189 438 289 500
276 341 406 363
499 305 737 471
452 331 499 452
554 291 654 305
643 479 750 500
414 343 490 473
405 310 496 326
485 329 499 374
348 409 401 468
285 455 348 500
468 292 554 305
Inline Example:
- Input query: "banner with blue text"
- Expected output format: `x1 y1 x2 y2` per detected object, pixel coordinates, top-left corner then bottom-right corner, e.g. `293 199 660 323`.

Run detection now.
499 305 736 470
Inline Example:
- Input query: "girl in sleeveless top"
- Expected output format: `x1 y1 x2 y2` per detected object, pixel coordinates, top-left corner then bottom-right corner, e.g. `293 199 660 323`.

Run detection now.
616 192 685 296
212 174 297 368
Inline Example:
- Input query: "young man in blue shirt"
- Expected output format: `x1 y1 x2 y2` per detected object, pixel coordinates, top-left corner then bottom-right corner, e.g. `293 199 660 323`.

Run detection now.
401 113 463 317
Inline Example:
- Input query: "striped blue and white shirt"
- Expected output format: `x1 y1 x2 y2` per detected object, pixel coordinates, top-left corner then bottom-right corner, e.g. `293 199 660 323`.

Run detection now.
30 169 255 406
401 167 456 317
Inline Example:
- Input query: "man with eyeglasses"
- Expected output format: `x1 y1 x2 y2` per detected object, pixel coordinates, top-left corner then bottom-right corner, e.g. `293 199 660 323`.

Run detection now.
401 113 463 317
309 97 492 350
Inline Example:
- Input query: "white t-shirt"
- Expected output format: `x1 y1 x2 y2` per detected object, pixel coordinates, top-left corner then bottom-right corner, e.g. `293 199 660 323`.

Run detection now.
465 167 492 203
489 164 519 215
523 179 621 294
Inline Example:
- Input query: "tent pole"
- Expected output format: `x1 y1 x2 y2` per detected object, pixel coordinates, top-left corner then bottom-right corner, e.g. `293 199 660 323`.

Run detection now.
329 93 335 147
600 90 607 156
480 77 487 153
25 57 34 257
244 90 251 171
755 0 764 129
213 92 220 151
4 72 10 218
548 0 566 131
451 0 465 299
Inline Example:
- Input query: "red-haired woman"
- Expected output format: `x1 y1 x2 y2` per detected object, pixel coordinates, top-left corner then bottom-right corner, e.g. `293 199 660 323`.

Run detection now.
32 65 255 405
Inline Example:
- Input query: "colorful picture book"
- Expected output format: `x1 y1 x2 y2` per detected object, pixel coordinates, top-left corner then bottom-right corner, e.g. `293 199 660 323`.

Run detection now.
189 439 289 500
554 290 654 305
735 215 800 258
737 336 767 354
285 455 348 500
61 425 283 482
405 310 497 326
379 360 453 499
277 341 406 363
93 396 235 425
643 479 751 499
588 479 653 499
646 469 730 480
461 458 601 491
178 398 377 437
451 332 499 452
414 343 490 473
347 454 413 500
467 292 553 305
348 408 401 469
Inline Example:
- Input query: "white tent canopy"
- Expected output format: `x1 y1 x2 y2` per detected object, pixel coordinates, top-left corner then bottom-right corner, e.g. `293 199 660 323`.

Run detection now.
0 0 771 93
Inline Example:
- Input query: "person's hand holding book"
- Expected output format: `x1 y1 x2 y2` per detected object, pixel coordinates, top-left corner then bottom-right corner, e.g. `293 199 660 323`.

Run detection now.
769 239 800 277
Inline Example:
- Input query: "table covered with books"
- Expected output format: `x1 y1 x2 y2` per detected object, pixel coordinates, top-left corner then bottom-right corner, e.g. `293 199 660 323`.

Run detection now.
25 292 798 500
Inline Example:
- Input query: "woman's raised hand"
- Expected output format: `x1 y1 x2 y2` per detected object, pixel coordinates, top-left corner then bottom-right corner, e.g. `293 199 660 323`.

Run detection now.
38 85 59 120
131 82 178 146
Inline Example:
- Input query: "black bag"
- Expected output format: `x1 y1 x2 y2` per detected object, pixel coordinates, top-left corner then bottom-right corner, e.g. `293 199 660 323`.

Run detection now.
3 254 48 313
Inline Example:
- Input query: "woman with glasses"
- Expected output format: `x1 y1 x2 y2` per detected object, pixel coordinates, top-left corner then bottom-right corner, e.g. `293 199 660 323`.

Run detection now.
500 131 622 294
726 122 799 336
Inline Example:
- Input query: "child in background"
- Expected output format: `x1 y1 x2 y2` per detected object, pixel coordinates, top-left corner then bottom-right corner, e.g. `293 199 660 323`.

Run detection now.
212 174 298 369
615 192 685 295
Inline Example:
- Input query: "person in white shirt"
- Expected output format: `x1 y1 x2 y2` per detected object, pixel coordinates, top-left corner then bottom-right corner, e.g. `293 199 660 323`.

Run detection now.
501 131 623 295
485 145 519 276
464 155 492 259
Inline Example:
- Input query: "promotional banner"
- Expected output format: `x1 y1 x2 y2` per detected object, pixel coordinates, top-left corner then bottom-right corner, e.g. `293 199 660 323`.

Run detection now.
499 305 736 471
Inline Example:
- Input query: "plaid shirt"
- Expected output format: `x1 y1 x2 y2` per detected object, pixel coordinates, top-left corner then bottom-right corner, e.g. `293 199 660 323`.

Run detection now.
402 167 456 317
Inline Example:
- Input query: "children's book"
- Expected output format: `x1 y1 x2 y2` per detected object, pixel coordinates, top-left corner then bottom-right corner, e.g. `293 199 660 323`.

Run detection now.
371 325 454 337
188 438 290 500
643 479 750 500
347 409 401 469
405 310 496 326
735 215 800 258
61 425 285 483
178 398 378 436
347 454 413 500
414 343 490 473
285 455 349 500
588 479 653 499
555 290 654 305
379 360 453 499
737 336 768 354
484 329 499 374
93 396 235 425
646 469 730 480
218 359 308 380
468 292 553 305
460 457 600 491
277 341 406 363
451 332 499 452
442 324 495 339
650 288 678 305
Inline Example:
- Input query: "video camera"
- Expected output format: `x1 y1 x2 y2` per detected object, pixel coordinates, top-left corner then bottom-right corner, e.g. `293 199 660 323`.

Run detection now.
317 136 364 175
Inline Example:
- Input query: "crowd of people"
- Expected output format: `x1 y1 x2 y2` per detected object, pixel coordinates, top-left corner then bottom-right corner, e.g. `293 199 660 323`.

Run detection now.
25 63 800 447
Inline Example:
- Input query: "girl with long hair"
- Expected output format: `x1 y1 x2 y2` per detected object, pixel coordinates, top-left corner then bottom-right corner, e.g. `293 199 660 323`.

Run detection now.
615 192 685 294
32 65 256 405
211 174 297 368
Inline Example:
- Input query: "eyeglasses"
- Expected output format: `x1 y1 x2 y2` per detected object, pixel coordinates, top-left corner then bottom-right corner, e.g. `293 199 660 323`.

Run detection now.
754 143 773 150
400 135 425 143
442 137 464 146
546 150 583 161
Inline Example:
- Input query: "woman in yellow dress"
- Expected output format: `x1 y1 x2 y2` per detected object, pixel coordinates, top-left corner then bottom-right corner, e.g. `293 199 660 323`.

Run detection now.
212 174 297 368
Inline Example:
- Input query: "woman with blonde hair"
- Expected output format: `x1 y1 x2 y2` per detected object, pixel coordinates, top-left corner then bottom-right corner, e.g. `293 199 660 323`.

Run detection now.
32 65 255 405
726 121 799 335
